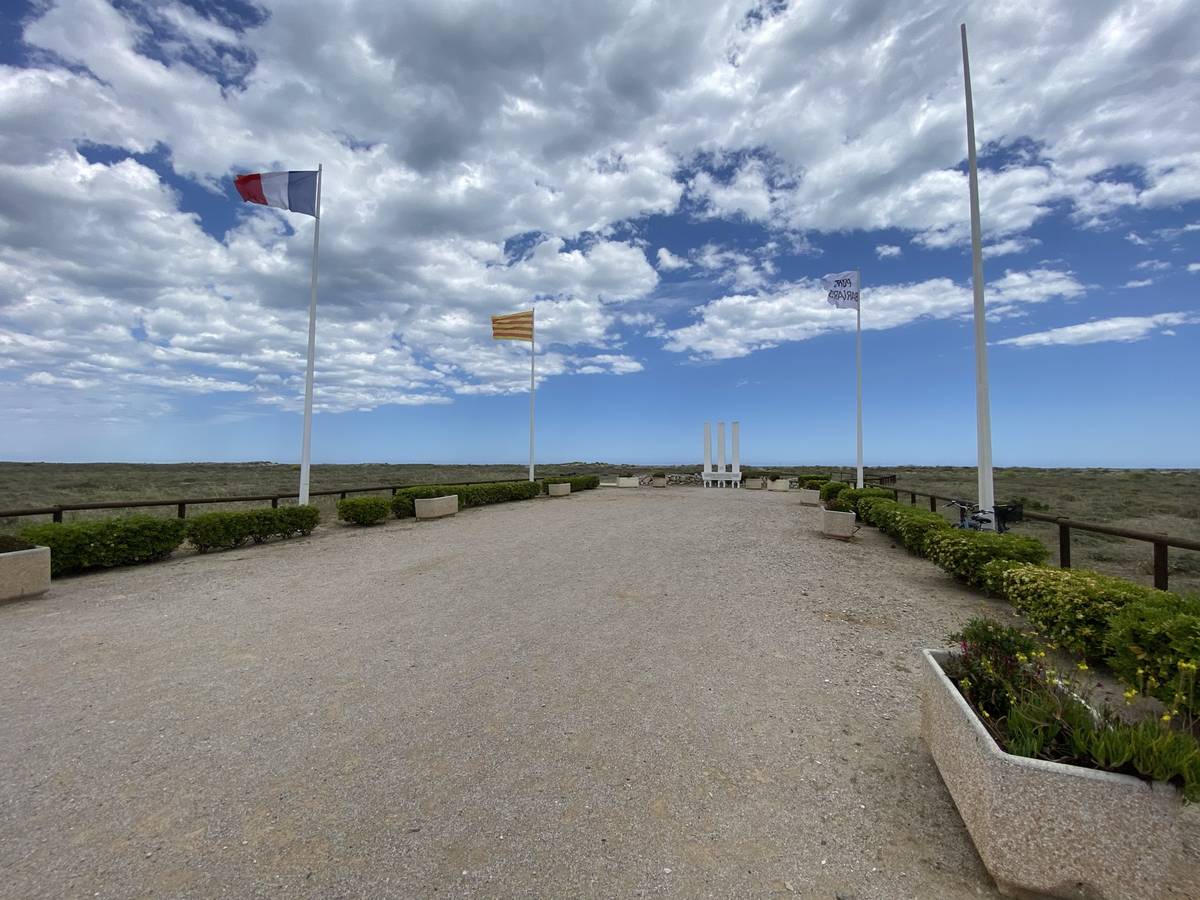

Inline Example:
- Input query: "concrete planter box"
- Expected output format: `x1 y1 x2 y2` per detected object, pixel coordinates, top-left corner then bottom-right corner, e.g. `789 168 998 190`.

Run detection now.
922 649 1197 899
0 546 51 601
820 508 856 539
616 476 640 488
415 495 458 519
796 488 821 506
743 477 764 490
651 477 667 488
767 479 790 492
547 483 571 497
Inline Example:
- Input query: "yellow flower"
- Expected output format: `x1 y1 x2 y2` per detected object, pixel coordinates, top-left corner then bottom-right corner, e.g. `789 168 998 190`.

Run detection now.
1077 661 1089 671
1162 712 1173 722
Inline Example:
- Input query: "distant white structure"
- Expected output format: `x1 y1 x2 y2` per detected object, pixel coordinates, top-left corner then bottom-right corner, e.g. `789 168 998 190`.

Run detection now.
701 421 742 487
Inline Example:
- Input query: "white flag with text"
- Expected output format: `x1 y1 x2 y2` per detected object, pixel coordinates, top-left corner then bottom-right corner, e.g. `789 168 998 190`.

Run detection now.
822 270 860 310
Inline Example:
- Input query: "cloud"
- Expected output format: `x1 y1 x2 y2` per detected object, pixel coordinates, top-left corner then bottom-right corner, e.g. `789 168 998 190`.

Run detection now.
656 247 689 271
985 237 1041 257
875 244 902 259
663 267 1085 359
1123 279 1154 288
996 313 1199 348
1135 259 1171 271
1187 263 1200 273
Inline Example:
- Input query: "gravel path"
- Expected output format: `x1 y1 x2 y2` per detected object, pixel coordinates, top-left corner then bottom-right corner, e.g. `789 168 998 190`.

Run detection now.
0 487 1007 899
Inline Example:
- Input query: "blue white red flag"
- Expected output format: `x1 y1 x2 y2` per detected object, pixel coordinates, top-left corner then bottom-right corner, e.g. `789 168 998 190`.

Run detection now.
234 170 319 217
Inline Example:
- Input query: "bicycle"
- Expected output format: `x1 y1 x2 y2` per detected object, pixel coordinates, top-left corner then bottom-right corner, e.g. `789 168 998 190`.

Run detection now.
944 499 1012 533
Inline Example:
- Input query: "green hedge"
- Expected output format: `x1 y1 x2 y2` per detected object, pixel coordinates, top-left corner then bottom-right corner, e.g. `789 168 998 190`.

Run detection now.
337 496 391 526
543 475 600 493
1106 593 1200 712
837 487 895 516
858 498 952 556
21 516 188 577
986 563 1167 660
923 529 1048 588
819 481 849 501
186 505 319 553
391 480 542 518
801 478 827 490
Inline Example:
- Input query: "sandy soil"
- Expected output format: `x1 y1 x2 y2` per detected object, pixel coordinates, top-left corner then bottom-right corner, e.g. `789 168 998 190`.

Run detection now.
0 486 1009 899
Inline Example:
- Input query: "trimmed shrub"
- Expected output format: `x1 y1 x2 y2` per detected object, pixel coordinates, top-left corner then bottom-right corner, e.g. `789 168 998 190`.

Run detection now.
21 516 187 577
337 496 390 526
569 475 600 491
186 511 254 552
801 478 827 490
187 505 320 552
995 564 1167 660
837 487 895 516
825 496 854 513
391 480 542 518
1106 592 1200 712
278 505 320 537
856 498 952 556
0 534 36 553
924 529 1048 588
820 481 849 501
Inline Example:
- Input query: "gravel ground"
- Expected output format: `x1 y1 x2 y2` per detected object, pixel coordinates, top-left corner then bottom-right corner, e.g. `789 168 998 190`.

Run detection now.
0 487 1009 899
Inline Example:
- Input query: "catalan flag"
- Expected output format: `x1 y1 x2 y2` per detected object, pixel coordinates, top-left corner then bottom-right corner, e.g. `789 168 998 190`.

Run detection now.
491 309 534 342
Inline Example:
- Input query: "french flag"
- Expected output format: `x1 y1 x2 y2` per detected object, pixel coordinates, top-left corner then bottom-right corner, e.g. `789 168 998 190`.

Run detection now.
234 170 319 217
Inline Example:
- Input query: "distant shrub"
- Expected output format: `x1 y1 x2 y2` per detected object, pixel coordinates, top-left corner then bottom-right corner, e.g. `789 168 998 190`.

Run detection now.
652 472 666 478
924 529 1048 588
337 496 390 526
820 481 849 501
0 534 36 553
21 516 187 577
801 478 827 490
1106 592 1200 712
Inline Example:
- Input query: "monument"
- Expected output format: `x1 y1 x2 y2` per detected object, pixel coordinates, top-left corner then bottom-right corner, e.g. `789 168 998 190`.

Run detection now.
701 421 742 488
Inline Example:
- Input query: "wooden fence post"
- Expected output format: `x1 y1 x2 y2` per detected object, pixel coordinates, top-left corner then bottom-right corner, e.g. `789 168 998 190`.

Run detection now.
1154 541 1169 591
177 503 186 519
1058 520 1071 569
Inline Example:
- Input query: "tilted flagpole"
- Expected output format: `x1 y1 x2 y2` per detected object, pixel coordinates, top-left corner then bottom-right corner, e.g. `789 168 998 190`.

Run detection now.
961 25 996 527
855 290 864 489
529 315 536 481
298 164 322 506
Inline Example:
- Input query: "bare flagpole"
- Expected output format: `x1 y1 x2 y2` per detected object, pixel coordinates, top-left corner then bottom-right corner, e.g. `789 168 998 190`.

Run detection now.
298 164 322 506
855 281 864 489
528 315 536 481
961 25 995 527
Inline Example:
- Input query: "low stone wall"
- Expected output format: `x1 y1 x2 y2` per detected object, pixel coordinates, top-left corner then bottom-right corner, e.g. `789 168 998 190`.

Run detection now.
0 546 51 601
548 483 570 497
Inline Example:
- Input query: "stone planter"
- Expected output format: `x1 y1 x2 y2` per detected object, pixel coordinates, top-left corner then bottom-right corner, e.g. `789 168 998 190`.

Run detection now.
820 508 856 539
796 488 821 506
921 649 1198 899
0 546 51 602
548 483 571 497
616 476 640 488
767 479 790 492
651 477 667 488
415 495 458 519
743 477 765 490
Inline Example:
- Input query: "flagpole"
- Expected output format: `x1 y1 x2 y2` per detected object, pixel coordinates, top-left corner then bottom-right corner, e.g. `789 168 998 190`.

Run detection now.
855 283 864 489
528 322 536 481
298 164 322 506
961 25 995 526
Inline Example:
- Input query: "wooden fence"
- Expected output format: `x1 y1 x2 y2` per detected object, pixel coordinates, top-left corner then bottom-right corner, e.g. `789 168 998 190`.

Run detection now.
871 483 1200 591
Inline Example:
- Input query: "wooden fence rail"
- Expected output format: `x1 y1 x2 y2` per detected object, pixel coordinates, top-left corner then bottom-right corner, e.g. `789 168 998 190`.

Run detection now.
0 478 518 525
873 483 1200 591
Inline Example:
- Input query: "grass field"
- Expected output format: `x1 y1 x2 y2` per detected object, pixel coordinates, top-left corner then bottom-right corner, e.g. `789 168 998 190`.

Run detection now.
1 461 1197 592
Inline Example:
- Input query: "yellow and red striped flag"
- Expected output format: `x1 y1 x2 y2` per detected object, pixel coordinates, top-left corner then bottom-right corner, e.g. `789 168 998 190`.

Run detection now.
491 309 534 342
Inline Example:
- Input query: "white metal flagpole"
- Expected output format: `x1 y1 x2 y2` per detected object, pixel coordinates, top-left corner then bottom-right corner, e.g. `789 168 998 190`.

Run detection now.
855 280 864 489
528 318 536 481
961 25 995 526
298 164 322 506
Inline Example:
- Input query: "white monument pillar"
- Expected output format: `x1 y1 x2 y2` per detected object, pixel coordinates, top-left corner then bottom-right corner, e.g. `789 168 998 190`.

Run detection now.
731 421 740 476
703 421 713 482
717 421 727 484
